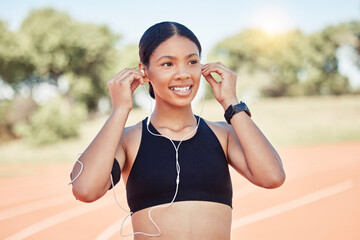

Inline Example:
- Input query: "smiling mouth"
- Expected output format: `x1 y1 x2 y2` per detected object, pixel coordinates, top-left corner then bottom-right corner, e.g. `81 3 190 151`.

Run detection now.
170 86 192 92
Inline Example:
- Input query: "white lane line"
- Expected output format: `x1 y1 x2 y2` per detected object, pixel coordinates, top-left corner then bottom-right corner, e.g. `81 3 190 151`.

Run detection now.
0 194 72 221
95 217 131 240
92 180 356 239
0 186 68 207
93 184 263 240
0 176 65 194
93 185 254 240
4 199 116 240
232 180 355 229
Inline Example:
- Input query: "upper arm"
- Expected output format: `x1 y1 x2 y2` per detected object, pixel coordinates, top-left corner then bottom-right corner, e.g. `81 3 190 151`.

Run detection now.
115 138 127 171
105 122 142 190
103 126 131 190
223 123 255 182
209 119 285 189
103 135 126 191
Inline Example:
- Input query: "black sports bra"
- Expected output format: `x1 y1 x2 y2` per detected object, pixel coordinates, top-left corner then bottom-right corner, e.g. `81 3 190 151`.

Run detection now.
111 116 233 213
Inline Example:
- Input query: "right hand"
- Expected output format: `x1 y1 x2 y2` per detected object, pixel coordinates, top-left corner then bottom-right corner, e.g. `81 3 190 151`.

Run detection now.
107 68 146 111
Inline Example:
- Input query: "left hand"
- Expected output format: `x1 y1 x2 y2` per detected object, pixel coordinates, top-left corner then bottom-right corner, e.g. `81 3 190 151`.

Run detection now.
201 62 239 109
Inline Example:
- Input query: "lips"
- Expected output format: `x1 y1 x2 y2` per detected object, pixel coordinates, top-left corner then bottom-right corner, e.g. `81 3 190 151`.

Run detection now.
170 86 191 92
169 85 193 95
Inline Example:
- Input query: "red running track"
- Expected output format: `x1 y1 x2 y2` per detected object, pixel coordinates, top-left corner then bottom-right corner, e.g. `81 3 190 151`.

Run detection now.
0 142 359 240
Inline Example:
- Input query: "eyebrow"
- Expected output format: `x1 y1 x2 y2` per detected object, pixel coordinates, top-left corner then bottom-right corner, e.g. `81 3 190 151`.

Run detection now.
156 53 199 62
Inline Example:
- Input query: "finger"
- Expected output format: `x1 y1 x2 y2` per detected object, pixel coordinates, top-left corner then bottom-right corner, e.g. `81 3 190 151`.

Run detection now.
108 68 132 86
203 62 227 69
203 73 218 88
116 68 133 80
122 71 145 85
130 79 141 93
113 69 145 84
138 68 146 78
130 74 144 86
202 62 232 73
202 64 229 77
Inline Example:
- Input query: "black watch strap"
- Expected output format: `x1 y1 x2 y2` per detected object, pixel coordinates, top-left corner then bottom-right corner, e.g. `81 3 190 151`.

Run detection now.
224 101 251 124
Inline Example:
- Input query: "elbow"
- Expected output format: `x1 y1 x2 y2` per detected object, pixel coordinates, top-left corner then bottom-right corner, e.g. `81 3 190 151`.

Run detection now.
72 185 100 203
262 171 286 189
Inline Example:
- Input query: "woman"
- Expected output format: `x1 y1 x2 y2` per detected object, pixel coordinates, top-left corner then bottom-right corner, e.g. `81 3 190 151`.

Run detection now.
70 21 285 239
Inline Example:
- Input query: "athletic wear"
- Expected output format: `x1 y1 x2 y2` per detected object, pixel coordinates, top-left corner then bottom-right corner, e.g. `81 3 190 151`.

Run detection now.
111 116 233 213
109 158 120 190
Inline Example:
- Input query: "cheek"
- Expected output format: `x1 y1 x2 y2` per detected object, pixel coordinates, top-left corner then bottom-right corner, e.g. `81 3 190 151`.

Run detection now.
148 71 168 84
191 68 202 81
148 66 202 83
147 71 170 92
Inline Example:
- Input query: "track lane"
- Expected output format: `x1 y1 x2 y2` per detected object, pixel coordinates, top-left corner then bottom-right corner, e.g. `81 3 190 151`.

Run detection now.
0 142 359 240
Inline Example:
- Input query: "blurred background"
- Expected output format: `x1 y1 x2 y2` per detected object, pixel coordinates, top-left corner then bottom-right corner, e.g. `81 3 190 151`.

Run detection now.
0 0 360 147
0 0 360 239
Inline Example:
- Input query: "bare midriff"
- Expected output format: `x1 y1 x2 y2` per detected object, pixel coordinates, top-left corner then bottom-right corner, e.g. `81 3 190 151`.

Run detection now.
130 201 232 240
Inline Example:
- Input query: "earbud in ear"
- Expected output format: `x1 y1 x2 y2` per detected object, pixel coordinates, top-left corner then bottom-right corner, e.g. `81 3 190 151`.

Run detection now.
141 69 150 83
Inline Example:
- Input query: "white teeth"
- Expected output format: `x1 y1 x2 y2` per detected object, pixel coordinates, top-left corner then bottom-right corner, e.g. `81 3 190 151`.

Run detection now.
171 86 190 92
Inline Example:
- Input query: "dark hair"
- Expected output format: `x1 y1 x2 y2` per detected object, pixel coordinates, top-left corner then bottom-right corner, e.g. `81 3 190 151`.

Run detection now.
139 21 202 99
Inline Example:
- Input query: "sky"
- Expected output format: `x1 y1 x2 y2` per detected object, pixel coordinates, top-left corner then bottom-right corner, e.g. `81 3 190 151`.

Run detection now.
1 0 359 56
0 0 359 102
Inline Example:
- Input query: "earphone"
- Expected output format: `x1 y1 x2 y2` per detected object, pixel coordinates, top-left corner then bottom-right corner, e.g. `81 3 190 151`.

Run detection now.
117 80 205 237
70 74 206 238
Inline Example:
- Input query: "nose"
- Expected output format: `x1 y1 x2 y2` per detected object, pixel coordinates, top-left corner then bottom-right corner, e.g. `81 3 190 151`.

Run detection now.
174 64 191 80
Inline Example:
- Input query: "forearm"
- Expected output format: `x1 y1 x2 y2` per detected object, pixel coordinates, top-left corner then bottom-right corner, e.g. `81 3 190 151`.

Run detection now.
202 62 285 188
71 107 130 200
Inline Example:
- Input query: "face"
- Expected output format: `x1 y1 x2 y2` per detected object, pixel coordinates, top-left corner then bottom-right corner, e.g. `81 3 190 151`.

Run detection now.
143 36 201 107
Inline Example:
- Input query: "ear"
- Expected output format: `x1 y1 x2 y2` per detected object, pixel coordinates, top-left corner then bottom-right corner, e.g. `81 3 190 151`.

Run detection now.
138 62 149 83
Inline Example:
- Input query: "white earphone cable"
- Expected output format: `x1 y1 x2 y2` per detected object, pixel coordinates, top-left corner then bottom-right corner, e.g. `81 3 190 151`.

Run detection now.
118 81 205 237
68 153 83 185
69 79 206 238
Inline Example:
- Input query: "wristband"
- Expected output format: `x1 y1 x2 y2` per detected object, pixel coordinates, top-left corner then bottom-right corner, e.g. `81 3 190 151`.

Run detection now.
224 101 251 124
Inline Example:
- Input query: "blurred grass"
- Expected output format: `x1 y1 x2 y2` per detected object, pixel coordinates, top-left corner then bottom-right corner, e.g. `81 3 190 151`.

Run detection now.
197 95 360 146
0 95 359 176
251 95 360 146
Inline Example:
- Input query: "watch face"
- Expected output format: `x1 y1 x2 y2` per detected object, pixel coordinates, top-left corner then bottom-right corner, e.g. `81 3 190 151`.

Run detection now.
224 102 251 124
224 105 235 124
225 105 235 118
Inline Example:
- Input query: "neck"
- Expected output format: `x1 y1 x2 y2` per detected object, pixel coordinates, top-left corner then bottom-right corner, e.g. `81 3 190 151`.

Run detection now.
150 101 196 131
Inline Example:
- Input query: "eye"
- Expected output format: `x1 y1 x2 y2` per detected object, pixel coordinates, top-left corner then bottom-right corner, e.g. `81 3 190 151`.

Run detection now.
189 60 198 65
161 62 173 67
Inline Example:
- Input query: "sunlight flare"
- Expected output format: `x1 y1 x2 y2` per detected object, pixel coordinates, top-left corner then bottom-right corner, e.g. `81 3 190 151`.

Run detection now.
250 6 294 35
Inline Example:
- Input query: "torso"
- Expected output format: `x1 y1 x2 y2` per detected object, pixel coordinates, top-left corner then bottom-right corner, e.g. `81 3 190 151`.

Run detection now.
131 201 232 240
119 118 232 240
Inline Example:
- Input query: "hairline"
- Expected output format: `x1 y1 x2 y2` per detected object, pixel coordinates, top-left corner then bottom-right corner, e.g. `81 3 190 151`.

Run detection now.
144 35 201 68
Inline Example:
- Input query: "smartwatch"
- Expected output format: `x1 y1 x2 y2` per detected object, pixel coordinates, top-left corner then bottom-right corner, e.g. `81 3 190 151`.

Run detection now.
224 101 251 124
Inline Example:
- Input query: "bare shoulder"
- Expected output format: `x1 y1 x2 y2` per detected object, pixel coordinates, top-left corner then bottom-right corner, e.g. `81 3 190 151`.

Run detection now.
116 121 143 173
203 119 231 137
121 121 142 148
202 119 231 158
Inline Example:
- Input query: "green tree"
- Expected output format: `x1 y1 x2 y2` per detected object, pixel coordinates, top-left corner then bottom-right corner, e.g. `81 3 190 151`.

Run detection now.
15 95 87 145
19 8 120 110
0 21 34 86
0 8 130 144
208 22 358 97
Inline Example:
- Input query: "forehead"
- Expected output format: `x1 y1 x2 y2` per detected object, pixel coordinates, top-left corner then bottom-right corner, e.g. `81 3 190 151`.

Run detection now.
150 36 199 60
